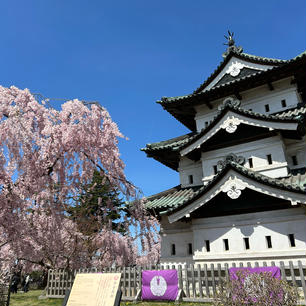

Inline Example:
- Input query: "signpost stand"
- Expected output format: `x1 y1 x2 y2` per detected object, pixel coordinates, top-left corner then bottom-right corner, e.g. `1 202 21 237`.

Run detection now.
62 289 71 306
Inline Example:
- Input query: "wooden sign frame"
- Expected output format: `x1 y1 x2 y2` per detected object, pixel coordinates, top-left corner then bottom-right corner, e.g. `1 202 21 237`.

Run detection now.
65 273 121 306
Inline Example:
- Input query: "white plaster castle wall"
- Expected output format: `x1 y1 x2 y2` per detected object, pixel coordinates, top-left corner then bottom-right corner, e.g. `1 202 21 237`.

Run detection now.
178 157 203 187
195 99 223 132
193 208 306 266
160 207 306 266
178 135 304 187
201 135 288 183
195 78 300 132
160 216 194 264
284 137 306 171
241 80 301 114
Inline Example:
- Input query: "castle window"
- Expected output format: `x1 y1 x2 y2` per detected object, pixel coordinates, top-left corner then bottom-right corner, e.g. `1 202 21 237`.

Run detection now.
248 158 253 168
188 175 193 184
288 234 296 247
188 243 193 255
213 165 218 175
244 237 250 250
281 99 287 107
205 121 209 128
249 108 252 111
171 244 176 255
266 154 273 165
266 236 272 248
291 155 298 166
265 104 270 112
205 240 210 252
223 239 229 251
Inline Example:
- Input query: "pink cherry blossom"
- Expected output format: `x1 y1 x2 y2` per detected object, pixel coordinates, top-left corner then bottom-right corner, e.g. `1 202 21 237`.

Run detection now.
0 86 160 277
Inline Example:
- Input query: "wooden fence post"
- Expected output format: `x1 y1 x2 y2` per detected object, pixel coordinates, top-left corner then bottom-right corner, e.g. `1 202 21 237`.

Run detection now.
280 261 286 281
122 267 126 297
289 261 297 287
197 264 203 298
298 260 306 301
210 264 216 297
203 264 209 298
178 265 183 291
190 264 196 297
217 263 222 285
224 263 229 281
184 264 190 298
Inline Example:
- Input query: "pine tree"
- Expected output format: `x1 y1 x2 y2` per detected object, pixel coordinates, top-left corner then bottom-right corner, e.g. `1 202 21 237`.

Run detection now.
68 170 127 236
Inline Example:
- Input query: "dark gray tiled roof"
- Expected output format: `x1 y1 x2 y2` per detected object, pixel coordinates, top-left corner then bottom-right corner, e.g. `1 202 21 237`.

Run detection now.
179 105 305 151
234 52 288 63
145 162 306 214
280 172 306 189
145 185 202 210
276 107 306 118
142 106 306 153
192 52 284 95
158 50 306 105
141 133 197 152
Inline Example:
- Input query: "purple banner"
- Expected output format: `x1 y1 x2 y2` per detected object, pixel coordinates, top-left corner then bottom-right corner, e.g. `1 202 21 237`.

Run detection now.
229 266 281 280
142 269 178 300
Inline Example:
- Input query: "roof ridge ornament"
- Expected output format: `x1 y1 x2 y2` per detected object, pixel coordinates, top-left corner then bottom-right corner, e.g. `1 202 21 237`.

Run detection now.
220 97 241 109
217 153 246 172
222 30 243 58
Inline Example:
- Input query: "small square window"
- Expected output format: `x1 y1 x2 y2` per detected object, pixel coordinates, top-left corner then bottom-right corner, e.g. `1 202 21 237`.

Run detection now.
223 239 229 251
248 158 253 168
265 104 270 112
188 175 193 184
213 165 218 175
244 237 250 250
266 236 272 248
288 234 295 247
281 99 287 107
266 154 273 165
249 108 252 111
188 243 193 255
205 240 210 252
205 121 209 128
171 244 176 255
291 155 298 166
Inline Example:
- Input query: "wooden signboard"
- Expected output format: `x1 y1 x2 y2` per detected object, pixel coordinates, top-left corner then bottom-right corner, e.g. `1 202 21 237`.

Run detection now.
66 273 121 306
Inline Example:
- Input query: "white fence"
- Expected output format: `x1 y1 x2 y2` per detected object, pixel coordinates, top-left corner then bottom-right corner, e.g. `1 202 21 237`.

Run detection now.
47 260 306 303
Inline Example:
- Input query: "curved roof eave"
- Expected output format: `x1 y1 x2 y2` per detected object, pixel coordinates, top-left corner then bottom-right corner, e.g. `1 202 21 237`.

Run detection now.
179 106 305 156
164 162 306 223
192 50 287 94
157 50 306 107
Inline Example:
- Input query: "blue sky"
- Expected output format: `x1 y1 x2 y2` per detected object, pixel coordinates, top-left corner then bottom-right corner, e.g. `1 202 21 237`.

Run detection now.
1 0 305 196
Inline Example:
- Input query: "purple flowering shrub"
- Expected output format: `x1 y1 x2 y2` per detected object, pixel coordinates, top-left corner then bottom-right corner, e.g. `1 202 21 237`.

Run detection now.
214 270 299 306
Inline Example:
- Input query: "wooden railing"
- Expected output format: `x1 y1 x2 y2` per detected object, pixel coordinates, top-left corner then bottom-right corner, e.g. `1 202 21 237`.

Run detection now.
0 285 9 306
47 260 306 304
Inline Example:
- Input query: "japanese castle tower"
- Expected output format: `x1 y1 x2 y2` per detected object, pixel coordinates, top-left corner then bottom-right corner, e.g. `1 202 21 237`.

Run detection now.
142 34 306 266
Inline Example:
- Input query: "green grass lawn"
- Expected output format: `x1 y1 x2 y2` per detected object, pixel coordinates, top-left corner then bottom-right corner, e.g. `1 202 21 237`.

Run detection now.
9 290 211 306
9 290 62 306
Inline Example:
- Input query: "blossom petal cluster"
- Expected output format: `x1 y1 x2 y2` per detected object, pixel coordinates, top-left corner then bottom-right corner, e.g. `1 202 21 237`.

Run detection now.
0 86 160 275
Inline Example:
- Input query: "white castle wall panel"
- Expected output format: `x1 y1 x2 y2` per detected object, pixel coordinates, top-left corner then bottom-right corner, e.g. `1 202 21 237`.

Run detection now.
201 136 288 182
179 158 203 187
160 208 306 266
195 79 300 132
